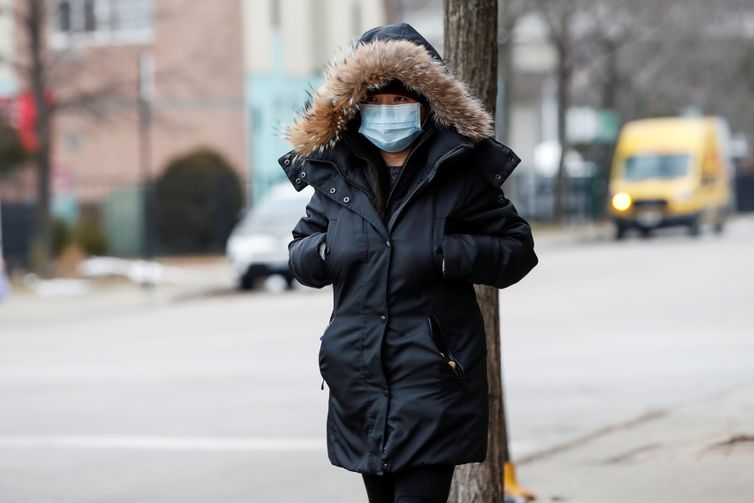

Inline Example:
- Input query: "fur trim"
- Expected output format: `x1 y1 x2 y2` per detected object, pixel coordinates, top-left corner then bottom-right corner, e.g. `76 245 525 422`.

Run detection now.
281 38 496 162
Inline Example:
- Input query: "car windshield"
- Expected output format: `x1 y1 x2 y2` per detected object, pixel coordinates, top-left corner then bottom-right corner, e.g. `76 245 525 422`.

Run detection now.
239 196 307 233
623 153 691 180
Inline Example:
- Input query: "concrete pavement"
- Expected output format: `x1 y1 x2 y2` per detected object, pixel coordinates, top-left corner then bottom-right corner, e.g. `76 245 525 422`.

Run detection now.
0 216 753 502
517 380 754 503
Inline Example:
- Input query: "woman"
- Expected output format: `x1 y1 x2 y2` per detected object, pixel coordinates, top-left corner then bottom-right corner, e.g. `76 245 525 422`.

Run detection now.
278 23 538 502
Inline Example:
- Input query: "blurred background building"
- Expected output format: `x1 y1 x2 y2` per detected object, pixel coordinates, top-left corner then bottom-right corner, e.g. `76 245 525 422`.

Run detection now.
0 0 753 272
244 0 386 205
0 0 388 267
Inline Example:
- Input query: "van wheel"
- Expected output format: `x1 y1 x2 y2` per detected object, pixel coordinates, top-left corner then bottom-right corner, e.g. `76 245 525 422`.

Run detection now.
687 220 701 237
615 224 627 240
713 213 725 235
639 227 653 239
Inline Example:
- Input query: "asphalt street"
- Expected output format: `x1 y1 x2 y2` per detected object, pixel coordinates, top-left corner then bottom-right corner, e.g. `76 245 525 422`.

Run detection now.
0 217 752 502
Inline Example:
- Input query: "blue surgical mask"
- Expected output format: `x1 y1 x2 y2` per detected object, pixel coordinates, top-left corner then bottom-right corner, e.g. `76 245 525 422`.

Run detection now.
358 102 422 153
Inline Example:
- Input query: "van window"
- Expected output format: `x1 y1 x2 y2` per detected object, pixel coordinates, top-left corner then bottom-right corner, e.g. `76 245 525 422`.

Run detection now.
623 153 691 180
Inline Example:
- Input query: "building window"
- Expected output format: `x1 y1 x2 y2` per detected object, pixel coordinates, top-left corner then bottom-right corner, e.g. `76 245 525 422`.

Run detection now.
270 0 281 29
83 0 96 32
51 0 153 46
57 1 72 32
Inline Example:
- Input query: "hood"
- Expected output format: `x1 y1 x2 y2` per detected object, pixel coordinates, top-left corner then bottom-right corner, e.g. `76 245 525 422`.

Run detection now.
281 23 496 163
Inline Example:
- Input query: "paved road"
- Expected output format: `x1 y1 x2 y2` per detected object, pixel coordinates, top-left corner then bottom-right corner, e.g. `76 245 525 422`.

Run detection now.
0 217 752 502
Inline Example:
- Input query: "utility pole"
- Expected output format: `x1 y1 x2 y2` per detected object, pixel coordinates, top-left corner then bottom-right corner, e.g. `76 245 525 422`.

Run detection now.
138 52 155 288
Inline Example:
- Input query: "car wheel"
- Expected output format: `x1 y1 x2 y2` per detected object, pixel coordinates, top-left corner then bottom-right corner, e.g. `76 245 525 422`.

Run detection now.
240 274 256 290
284 275 296 290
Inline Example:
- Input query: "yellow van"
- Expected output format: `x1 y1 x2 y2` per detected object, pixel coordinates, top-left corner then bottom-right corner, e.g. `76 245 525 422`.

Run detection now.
607 116 734 238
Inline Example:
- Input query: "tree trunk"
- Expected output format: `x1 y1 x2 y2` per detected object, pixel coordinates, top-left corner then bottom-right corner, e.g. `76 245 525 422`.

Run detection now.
601 38 619 111
26 0 54 276
552 11 571 223
498 8 517 201
444 1 505 501
498 10 514 146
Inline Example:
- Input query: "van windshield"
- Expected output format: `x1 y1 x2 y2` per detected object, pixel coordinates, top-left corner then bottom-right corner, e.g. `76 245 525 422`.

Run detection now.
623 153 691 180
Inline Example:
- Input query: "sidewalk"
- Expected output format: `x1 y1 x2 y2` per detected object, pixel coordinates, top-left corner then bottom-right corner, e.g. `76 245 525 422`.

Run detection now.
517 382 754 503
529 221 614 248
0 256 238 326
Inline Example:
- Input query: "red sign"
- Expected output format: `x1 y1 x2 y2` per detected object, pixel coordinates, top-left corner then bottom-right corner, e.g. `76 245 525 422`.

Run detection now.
0 89 54 152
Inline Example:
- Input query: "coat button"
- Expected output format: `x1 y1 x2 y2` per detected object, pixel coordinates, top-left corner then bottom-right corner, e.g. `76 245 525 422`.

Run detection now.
299 171 306 178
283 157 291 166
380 314 386 322
385 240 391 248
383 388 388 397
294 178 301 184
343 196 350 203
494 173 502 180
383 462 390 470
498 194 505 203
329 187 336 193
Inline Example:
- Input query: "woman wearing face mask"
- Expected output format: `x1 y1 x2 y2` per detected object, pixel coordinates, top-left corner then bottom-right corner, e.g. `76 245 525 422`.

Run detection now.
278 23 538 503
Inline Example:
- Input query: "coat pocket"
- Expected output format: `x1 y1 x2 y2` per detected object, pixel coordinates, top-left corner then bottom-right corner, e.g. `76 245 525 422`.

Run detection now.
319 313 337 390
426 314 466 391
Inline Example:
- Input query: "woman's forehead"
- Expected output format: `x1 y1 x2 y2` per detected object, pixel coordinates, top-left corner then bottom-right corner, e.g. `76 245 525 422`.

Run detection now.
365 91 419 100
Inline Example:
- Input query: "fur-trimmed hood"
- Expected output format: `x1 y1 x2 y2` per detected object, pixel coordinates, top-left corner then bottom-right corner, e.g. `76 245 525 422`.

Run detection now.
281 23 496 162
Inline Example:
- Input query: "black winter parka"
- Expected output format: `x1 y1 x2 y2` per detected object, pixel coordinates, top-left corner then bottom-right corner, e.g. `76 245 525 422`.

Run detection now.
278 23 538 475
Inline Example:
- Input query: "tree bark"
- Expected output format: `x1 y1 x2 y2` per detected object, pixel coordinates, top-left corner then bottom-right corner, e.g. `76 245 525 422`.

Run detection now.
444 1 505 501
553 36 570 223
25 0 54 276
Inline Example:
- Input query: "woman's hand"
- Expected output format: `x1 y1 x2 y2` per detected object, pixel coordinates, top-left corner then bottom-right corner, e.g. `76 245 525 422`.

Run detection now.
439 173 538 289
318 241 327 261
288 191 332 288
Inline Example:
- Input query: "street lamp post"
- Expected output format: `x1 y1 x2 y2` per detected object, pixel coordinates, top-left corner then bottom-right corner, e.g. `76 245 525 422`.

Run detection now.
138 52 154 288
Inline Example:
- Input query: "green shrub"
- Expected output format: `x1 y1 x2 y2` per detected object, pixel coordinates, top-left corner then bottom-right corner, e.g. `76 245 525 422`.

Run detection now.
51 218 72 257
155 148 243 254
73 219 108 256
0 122 28 176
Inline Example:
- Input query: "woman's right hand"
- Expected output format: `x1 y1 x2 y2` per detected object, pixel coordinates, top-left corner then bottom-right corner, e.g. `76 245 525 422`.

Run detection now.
318 241 327 261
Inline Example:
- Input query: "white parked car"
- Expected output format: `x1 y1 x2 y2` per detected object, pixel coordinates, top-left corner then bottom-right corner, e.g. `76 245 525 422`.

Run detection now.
226 182 314 290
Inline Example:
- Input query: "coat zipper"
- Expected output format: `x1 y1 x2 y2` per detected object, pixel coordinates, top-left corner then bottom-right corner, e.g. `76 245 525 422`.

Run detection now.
310 144 471 397
383 137 425 217
386 143 473 231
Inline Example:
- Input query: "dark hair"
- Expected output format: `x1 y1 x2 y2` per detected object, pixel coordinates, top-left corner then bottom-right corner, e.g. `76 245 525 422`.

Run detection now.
367 78 428 107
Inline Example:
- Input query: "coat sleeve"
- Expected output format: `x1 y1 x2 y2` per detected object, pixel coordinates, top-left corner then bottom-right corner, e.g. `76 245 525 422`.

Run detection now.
441 169 538 289
288 190 332 289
